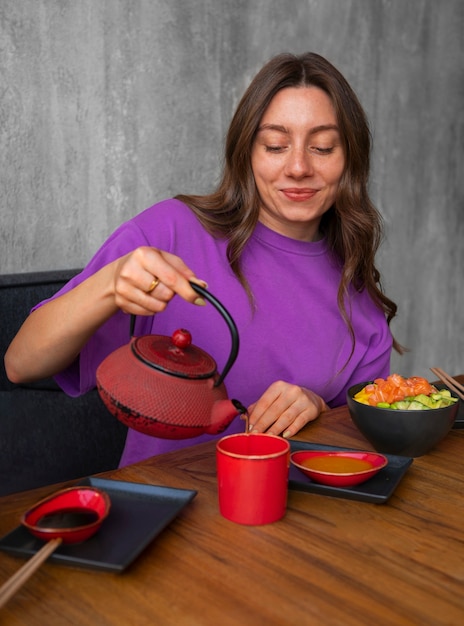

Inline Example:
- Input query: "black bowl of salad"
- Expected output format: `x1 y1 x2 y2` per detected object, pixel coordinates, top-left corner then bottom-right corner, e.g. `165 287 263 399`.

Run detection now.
347 374 459 457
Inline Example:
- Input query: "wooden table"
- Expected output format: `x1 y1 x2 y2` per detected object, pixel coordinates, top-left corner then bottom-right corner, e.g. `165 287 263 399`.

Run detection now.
1 387 463 626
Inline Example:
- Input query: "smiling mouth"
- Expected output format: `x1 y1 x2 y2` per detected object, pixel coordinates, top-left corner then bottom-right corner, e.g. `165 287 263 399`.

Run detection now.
281 188 319 202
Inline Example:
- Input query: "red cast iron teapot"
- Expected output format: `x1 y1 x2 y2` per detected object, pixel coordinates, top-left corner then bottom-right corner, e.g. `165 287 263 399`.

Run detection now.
96 283 245 439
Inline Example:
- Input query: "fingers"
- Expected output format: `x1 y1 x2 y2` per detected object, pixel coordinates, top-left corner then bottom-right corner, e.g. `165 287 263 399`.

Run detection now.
142 249 208 301
112 247 208 315
248 382 326 438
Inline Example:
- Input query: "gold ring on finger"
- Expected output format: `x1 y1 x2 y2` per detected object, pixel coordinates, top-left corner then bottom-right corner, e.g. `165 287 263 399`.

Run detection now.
147 277 160 293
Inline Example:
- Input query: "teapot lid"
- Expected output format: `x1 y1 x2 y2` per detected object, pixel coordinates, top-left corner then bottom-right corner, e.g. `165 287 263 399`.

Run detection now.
131 329 217 379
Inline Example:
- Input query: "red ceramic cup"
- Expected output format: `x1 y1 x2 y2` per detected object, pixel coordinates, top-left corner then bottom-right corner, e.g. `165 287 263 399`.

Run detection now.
216 433 290 525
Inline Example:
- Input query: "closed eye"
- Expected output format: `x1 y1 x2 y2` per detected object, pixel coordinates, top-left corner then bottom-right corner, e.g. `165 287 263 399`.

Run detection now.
265 145 287 153
313 146 335 155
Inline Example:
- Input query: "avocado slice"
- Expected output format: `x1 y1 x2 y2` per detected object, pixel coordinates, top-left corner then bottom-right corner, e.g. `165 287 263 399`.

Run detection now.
414 394 438 409
407 400 428 410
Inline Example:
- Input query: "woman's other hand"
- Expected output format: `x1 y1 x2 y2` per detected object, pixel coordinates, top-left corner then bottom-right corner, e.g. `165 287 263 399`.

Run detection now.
247 381 329 438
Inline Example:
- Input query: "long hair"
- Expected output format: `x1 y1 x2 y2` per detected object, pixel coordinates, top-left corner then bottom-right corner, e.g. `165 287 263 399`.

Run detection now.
176 52 402 354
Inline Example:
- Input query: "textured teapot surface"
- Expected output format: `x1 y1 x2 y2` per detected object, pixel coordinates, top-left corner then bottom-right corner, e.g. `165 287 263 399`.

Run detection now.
96 341 235 438
96 283 241 439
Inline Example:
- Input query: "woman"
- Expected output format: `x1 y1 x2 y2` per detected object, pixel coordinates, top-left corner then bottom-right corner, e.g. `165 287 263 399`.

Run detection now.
5 52 401 466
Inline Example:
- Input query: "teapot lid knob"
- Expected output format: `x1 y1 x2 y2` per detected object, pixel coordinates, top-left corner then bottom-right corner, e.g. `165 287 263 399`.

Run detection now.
171 328 192 349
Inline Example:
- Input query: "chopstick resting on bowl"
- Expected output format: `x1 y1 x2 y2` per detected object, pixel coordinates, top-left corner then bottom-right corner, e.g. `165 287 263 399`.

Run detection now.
430 368 464 402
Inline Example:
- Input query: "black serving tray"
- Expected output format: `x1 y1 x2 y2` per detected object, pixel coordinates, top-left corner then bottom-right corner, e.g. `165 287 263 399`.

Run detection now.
289 441 413 504
0 477 197 572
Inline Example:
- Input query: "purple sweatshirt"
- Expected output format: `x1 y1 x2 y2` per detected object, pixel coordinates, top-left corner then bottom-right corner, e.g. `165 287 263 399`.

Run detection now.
38 199 392 466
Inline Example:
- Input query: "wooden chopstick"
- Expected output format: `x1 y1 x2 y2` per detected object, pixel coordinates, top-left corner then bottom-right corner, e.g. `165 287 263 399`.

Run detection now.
0 537 62 609
430 367 464 402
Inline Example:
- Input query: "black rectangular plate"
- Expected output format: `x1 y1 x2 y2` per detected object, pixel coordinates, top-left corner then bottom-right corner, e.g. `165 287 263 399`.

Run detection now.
289 441 413 504
0 477 197 572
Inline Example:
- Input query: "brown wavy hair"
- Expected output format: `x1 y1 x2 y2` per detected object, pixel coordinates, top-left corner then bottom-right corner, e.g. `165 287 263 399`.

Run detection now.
176 52 402 354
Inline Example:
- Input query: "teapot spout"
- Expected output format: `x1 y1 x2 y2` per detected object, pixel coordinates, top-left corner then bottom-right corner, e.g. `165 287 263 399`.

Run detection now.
206 398 245 435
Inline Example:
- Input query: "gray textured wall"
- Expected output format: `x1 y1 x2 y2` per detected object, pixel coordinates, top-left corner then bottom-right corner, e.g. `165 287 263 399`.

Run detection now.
1 0 463 379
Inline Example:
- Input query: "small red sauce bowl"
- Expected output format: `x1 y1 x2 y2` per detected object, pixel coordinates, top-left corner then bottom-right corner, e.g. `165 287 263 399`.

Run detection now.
290 450 388 487
21 486 111 544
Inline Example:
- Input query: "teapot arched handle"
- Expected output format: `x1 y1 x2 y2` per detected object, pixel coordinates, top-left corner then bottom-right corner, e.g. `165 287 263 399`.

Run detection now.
129 282 239 388
189 282 239 387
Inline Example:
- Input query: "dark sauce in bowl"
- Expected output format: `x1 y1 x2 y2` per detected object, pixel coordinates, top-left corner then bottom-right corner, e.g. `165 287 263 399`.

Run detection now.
36 508 100 529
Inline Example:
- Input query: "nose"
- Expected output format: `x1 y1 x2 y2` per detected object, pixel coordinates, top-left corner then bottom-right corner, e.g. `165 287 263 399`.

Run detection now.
284 148 314 179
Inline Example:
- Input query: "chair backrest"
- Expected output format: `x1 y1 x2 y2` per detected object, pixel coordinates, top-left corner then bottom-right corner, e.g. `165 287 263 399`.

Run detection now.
0 269 80 391
0 270 128 496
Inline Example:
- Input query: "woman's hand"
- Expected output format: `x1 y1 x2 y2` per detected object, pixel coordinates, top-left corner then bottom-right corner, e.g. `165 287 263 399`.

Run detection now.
4 246 207 384
111 246 208 316
247 381 329 438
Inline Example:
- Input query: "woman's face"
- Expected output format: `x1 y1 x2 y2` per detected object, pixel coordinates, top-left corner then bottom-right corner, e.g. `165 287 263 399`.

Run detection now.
251 86 345 241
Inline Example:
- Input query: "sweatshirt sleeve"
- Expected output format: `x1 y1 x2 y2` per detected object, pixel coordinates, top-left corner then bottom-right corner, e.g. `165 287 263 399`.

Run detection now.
33 219 153 396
